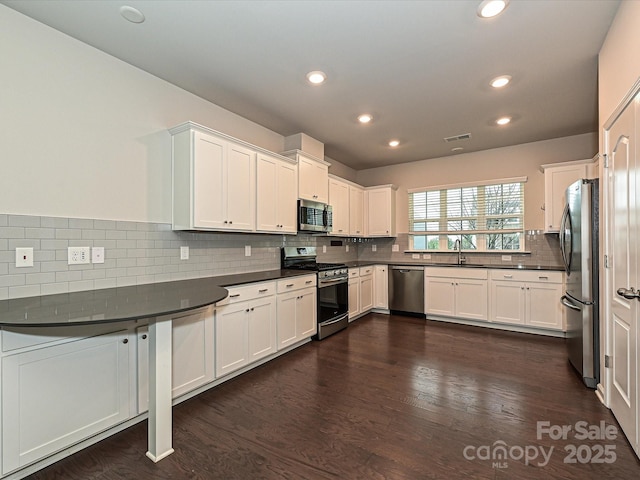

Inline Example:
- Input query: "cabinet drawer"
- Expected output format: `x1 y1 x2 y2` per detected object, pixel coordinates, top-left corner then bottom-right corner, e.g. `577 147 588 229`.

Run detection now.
349 268 360 278
425 267 487 280
217 281 276 306
277 275 316 293
490 269 562 284
359 266 373 276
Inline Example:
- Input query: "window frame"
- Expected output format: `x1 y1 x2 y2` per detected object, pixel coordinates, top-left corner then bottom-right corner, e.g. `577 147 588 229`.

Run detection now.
408 176 527 252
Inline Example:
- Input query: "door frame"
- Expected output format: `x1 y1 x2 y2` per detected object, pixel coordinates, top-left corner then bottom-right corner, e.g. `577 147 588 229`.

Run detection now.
601 76 640 407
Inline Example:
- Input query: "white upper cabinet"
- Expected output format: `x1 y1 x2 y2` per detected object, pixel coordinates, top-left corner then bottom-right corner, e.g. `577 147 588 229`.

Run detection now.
329 176 350 236
170 123 256 232
349 185 365 236
366 185 397 237
256 152 298 234
283 150 329 203
541 158 596 233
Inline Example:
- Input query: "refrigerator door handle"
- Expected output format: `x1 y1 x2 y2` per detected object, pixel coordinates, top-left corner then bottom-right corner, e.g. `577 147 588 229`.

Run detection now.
561 295 582 311
559 203 571 275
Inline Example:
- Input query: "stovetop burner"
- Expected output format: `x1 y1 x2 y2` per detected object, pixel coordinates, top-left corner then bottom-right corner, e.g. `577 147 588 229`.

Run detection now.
281 247 347 271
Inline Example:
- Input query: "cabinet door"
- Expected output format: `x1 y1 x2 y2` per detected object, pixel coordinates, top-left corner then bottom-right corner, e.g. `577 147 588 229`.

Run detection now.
490 281 525 325
248 296 277 362
348 279 360 319
349 186 365 236
277 161 298 233
455 278 488 321
256 153 279 232
544 163 587 232
374 265 389 309
329 178 350 236
2 330 131 474
526 282 564 330
137 308 215 413
277 292 298 349
225 142 255 231
193 131 226 229
359 275 374 313
215 302 248 377
425 276 455 316
171 309 215 397
297 289 317 339
367 188 393 236
298 156 328 203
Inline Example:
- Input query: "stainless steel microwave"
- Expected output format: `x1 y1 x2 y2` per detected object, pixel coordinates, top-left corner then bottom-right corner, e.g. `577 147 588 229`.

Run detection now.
298 199 332 233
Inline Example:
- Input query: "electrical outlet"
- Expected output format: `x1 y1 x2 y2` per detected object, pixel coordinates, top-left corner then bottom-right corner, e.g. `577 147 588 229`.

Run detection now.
15 247 34 268
423 253 431 260
180 246 189 260
68 247 91 265
346 245 350 253
501 255 512 261
392 244 400 252
245 245 251 257
322 245 327 253
372 245 377 252
412 253 420 259
92 246 105 264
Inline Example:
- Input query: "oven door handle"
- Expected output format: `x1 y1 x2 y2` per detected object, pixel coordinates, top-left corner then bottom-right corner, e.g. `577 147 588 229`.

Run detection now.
318 277 347 286
319 313 349 327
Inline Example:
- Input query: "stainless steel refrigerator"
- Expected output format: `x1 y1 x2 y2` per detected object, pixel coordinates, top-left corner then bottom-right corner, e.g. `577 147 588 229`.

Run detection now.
560 178 599 388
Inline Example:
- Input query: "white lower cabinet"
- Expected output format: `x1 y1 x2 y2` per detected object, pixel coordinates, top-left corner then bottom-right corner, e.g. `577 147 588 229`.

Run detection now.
276 276 317 349
348 268 360 319
425 267 488 321
489 270 564 330
359 267 374 312
215 282 277 377
2 328 132 474
137 307 215 413
373 265 389 309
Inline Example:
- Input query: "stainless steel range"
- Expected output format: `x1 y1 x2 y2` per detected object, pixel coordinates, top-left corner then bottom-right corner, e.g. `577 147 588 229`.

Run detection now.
281 247 349 340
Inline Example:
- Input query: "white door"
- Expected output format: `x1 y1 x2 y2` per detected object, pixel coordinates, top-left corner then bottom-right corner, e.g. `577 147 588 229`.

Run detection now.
256 153 278 232
277 161 298 233
215 302 249 377
296 290 317 338
490 281 525 325
193 131 226 229
226 142 255 231
424 277 455 317
455 278 488 321
248 296 277 362
607 101 637 451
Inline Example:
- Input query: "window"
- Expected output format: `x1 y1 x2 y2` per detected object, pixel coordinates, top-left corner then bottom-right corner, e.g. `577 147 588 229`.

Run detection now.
409 177 526 251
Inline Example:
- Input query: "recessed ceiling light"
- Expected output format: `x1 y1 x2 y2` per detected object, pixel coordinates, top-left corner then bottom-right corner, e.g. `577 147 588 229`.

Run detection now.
120 5 145 23
477 0 509 18
388 140 400 147
496 116 511 126
358 114 373 124
490 75 511 88
306 71 327 85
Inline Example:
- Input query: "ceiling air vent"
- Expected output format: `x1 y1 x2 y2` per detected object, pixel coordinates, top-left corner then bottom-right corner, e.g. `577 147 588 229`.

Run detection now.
444 133 471 143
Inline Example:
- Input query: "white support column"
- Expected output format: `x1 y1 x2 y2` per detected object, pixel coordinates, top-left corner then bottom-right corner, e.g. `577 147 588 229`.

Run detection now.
146 315 174 462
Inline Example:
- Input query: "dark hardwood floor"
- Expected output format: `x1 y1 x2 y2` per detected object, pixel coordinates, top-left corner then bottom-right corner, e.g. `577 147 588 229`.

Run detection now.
27 314 639 479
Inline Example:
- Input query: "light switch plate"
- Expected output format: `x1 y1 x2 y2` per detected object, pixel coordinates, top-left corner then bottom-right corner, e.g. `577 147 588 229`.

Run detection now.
346 245 349 253
16 247 34 268
372 245 377 252
322 245 327 253
180 246 189 260
412 253 420 259
392 244 400 252
245 245 251 257
502 255 512 261
92 246 105 264
423 254 431 260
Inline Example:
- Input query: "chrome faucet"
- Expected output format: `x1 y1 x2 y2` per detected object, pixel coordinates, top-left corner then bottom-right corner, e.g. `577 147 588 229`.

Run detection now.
454 238 466 265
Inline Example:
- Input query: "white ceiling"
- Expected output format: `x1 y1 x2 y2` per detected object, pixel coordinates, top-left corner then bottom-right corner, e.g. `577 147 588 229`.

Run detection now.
2 0 619 170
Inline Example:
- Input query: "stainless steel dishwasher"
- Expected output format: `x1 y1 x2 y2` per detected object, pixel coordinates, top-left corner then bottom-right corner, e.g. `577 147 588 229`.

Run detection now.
389 265 425 316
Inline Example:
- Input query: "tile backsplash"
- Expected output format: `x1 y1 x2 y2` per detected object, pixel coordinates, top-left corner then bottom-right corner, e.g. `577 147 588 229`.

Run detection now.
0 214 561 300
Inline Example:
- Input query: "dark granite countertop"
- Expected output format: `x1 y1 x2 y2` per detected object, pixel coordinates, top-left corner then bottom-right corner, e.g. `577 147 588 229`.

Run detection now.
0 269 314 328
342 261 563 271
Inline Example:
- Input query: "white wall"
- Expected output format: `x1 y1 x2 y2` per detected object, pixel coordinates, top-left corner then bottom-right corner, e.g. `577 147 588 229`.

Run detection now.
0 5 284 223
356 133 597 233
599 0 640 125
